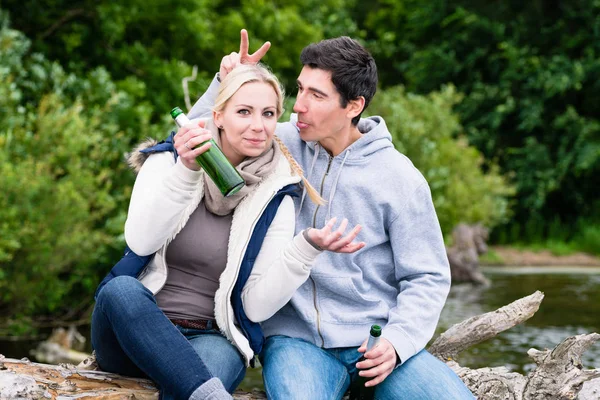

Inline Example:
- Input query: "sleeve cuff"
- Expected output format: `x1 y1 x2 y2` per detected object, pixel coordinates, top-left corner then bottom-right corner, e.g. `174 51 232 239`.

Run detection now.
302 229 322 251
294 231 323 261
382 326 418 366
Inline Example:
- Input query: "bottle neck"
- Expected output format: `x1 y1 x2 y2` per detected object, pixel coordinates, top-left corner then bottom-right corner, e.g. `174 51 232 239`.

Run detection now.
366 335 381 352
174 114 191 128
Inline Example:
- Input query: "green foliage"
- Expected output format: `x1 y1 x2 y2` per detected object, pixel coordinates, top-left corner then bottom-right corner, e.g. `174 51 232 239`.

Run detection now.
1 0 354 117
359 0 600 242
368 85 514 235
0 17 164 326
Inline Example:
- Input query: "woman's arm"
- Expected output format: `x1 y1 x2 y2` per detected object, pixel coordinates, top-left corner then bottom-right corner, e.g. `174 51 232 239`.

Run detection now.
124 153 203 255
241 196 321 322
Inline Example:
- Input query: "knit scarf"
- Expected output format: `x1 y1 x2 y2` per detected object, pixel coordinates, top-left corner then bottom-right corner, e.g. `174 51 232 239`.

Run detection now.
202 119 281 216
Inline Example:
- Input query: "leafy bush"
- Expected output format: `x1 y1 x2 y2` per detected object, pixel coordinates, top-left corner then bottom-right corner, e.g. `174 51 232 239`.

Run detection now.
368 84 514 235
0 17 164 330
358 1 600 240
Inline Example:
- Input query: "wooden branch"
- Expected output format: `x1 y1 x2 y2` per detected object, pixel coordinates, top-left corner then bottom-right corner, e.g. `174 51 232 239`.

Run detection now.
0 356 159 399
429 290 544 361
182 65 198 112
0 356 267 399
39 9 87 40
523 333 600 399
2 290 598 399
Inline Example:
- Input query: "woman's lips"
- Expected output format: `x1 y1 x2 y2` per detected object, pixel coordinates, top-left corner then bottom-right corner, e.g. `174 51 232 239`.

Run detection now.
245 138 265 145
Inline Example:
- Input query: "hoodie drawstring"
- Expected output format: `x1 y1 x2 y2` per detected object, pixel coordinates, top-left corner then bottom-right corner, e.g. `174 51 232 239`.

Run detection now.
327 149 351 220
297 143 321 218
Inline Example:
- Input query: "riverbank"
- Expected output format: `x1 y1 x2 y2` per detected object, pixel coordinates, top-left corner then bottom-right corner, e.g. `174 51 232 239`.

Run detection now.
481 245 600 266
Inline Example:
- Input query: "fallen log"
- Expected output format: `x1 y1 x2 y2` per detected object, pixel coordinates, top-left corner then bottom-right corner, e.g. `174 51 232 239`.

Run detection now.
1 290 598 399
428 291 600 399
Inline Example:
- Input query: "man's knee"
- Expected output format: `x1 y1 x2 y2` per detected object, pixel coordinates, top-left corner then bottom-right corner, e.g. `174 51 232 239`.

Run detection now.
377 350 474 399
261 337 350 400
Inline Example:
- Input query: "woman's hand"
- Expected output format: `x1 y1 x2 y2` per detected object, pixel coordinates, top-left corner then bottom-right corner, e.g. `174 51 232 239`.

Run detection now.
174 120 213 171
307 217 366 253
219 29 271 80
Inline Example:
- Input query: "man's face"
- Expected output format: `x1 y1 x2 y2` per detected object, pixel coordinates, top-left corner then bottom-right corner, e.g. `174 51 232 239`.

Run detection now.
293 66 350 143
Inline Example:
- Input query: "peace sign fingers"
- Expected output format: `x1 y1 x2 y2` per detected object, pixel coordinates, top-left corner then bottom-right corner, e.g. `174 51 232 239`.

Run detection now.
239 29 271 64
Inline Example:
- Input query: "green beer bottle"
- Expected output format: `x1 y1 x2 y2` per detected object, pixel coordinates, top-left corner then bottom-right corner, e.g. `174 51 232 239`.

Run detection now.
170 107 245 197
350 324 382 400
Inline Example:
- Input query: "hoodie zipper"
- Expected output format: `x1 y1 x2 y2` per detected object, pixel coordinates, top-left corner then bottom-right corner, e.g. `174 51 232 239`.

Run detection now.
312 156 333 228
311 155 333 347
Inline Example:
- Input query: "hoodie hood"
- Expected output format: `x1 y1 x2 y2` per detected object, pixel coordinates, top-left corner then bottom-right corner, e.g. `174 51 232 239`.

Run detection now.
288 114 396 219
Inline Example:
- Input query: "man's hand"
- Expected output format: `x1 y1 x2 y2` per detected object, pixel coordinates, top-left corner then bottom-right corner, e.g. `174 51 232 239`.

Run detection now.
219 29 271 80
307 217 365 253
356 338 398 387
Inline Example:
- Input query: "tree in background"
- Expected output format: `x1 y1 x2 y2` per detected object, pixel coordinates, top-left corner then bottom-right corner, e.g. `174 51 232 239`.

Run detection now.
0 9 514 330
0 12 165 333
358 0 600 245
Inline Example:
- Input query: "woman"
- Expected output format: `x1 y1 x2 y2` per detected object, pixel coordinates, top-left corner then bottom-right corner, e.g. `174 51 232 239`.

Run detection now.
92 64 364 400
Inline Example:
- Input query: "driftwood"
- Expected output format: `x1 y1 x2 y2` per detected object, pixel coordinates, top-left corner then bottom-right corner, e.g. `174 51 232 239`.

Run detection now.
429 291 600 399
1 291 599 399
447 223 491 286
29 325 89 365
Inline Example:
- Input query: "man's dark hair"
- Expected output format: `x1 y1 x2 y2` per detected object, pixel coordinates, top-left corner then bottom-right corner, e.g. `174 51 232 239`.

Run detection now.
300 36 378 126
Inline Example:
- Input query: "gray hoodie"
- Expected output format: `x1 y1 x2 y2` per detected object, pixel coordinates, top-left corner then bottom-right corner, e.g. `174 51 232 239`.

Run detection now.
189 78 450 364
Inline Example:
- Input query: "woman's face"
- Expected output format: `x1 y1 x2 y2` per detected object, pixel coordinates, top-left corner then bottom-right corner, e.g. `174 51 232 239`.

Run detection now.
214 81 279 166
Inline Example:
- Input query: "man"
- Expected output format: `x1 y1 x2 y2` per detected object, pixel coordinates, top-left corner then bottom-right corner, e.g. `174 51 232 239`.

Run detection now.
189 30 473 399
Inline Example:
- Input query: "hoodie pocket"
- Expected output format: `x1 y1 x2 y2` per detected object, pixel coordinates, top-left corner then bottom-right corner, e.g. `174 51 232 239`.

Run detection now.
316 276 384 324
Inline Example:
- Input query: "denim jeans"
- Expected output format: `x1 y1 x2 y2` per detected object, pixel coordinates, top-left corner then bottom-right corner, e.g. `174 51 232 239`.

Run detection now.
92 276 245 400
260 335 474 400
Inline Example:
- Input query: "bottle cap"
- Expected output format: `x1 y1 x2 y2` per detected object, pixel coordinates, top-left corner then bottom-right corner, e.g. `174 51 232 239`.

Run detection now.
370 324 382 337
170 107 183 119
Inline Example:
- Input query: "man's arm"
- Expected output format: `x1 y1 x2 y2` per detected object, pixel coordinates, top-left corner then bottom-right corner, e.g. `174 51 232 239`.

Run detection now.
384 181 451 361
356 181 451 387
188 29 270 119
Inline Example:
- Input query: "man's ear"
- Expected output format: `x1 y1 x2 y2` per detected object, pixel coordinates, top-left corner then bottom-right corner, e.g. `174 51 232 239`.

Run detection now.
346 96 366 120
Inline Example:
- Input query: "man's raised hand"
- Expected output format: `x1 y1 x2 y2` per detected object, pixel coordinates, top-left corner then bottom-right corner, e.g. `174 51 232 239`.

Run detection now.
219 29 271 80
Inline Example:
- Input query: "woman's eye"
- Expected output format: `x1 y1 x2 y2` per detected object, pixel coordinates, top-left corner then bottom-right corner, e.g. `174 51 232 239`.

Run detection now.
237 109 250 115
264 111 275 117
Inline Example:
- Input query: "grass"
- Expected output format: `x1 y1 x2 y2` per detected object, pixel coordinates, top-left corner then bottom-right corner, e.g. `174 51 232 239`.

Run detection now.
478 249 505 265
493 219 600 257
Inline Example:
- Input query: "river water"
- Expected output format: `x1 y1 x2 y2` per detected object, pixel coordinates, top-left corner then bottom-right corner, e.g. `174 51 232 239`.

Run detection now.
1 266 599 391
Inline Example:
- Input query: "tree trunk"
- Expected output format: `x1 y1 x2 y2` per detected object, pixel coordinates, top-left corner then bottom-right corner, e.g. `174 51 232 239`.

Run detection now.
1 291 598 399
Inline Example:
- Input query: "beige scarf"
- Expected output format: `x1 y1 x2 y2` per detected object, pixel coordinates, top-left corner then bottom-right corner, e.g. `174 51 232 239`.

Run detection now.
202 119 281 216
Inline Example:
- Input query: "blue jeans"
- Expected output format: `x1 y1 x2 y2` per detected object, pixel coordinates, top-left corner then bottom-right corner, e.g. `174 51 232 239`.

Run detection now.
92 276 245 399
260 335 474 400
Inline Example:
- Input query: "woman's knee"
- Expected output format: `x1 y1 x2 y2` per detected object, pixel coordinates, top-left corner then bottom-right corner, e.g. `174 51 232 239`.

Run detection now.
96 276 150 311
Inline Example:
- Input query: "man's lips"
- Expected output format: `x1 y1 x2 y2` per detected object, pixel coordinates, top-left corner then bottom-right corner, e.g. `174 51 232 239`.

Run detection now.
296 121 309 129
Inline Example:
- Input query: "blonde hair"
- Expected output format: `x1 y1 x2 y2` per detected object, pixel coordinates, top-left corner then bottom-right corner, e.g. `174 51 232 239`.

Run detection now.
214 63 285 116
274 136 325 206
215 64 324 205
